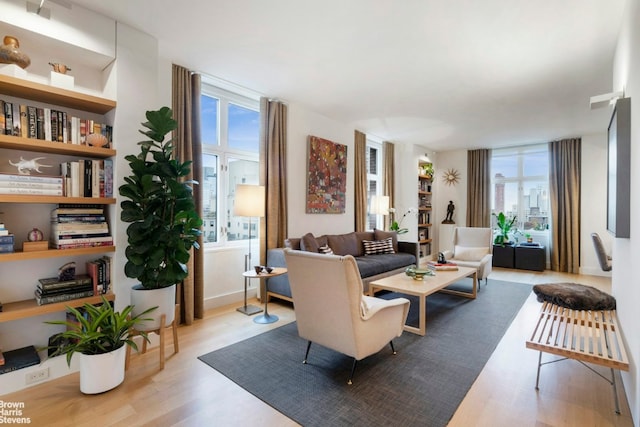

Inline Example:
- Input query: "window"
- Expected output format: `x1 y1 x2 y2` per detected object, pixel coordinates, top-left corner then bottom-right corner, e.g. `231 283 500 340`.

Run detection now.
200 83 260 246
491 144 549 239
366 139 384 230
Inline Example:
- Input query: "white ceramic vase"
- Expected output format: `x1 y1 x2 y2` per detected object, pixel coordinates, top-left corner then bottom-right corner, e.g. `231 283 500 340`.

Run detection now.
79 345 126 394
130 284 176 332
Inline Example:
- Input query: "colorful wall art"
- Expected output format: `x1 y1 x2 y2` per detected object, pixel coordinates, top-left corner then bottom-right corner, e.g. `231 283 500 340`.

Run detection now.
306 135 347 213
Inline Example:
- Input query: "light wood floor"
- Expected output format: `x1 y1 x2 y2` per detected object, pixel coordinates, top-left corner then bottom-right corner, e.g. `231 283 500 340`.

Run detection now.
2 269 634 426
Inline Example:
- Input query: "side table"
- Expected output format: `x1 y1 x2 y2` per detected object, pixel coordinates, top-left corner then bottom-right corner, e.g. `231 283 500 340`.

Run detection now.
242 267 288 324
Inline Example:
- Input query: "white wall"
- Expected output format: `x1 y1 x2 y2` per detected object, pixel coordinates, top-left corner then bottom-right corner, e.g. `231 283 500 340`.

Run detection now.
612 0 640 423
433 150 468 252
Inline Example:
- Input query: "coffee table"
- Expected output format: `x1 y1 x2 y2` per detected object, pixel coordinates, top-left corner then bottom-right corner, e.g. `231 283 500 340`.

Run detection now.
369 266 477 336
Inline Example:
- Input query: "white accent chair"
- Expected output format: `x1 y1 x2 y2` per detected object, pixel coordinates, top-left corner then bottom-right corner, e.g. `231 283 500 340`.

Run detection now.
442 227 493 285
284 248 410 384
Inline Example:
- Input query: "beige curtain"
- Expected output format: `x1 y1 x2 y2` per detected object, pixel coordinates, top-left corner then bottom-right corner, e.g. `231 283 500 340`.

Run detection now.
549 138 581 273
384 142 395 210
466 149 491 227
259 98 288 257
171 64 204 324
354 130 367 232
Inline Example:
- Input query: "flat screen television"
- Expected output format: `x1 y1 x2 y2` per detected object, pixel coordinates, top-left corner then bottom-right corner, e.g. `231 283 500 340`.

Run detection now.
607 97 631 238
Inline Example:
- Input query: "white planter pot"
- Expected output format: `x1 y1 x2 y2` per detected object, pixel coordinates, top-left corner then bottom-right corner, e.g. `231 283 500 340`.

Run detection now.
131 284 176 332
79 345 126 394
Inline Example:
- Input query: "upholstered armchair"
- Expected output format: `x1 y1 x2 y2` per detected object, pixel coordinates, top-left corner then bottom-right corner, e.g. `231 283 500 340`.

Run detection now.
442 227 493 284
283 248 410 384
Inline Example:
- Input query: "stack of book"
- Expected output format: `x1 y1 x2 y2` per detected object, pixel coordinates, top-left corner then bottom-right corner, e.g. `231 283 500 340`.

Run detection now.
0 173 64 196
50 204 113 249
426 260 458 271
60 158 113 198
35 274 95 305
0 222 14 253
1 99 113 147
86 256 112 295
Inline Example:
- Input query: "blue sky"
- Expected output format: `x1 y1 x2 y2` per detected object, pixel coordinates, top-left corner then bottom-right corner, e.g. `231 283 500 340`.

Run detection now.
201 95 259 152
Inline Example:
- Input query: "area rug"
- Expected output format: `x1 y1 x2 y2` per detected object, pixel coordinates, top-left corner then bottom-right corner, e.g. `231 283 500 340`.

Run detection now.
199 279 532 426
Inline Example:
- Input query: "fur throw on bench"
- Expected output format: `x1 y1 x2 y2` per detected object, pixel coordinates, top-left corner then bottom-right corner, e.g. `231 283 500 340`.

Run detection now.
532 282 616 310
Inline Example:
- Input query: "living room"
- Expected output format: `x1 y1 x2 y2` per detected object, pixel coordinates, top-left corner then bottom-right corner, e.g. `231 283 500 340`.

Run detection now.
0 0 639 425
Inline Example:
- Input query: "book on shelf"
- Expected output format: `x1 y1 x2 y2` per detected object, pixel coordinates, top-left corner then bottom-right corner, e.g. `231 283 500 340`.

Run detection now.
52 241 114 250
0 346 40 375
0 234 14 244
0 180 64 189
38 274 93 291
51 222 108 232
50 235 113 245
0 243 14 253
37 283 94 297
0 229 9 236
51 206 104 216
0 187 63 196
35 288 96 305
0 173 63 184
87 256 111 295
426 261 458 271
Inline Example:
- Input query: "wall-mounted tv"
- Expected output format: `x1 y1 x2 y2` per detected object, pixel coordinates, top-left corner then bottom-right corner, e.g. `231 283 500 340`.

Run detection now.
607 97 631 238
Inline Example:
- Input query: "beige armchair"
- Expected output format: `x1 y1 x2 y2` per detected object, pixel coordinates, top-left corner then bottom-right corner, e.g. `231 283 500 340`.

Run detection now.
442 227 493 284
284 248 410 384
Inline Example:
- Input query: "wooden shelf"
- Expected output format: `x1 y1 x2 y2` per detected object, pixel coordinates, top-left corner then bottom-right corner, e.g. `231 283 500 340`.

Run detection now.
0 134 115 157
418 174 433 180
418 207 432 211
0 245 115 262
0 195 115 204
418 190 432 196
418 239 433 244
418 223 433 227
0 292 115 322
0 75 115 114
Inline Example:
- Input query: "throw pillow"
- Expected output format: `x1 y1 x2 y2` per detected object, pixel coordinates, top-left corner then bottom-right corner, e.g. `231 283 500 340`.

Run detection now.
454 245 489 261
327 232 359 256
300 232 319 253
374 229 399 252
318 244 334 255
363 237 395 255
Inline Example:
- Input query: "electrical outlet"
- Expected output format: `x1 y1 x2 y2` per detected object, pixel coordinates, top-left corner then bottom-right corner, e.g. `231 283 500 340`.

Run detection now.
25 367 49 385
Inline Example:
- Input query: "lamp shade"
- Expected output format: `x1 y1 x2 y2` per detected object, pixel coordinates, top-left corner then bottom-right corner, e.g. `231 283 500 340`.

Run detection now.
234 184 265 217
370 195 390 215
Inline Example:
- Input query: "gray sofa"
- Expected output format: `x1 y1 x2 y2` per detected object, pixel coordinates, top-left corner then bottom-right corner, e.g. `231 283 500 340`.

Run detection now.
266 230 419 302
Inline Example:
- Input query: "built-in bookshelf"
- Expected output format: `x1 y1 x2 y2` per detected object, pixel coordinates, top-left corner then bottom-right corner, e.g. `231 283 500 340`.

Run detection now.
0 74 116 320
418 161 433 259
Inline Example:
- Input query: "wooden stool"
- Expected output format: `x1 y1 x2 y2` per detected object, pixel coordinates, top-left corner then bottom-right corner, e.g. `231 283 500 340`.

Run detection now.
126 304 179 370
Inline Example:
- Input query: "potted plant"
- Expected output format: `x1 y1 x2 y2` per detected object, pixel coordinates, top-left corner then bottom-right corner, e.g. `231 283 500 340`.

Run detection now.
119 107 202 331
45 297 156 394
420 163 434 179
492 212 517 245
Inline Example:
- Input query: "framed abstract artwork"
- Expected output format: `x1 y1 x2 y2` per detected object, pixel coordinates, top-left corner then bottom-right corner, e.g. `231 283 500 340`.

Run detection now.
306 135 347 213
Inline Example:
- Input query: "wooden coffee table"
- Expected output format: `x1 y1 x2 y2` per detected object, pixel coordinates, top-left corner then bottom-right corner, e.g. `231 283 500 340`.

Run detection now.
369 266 477 336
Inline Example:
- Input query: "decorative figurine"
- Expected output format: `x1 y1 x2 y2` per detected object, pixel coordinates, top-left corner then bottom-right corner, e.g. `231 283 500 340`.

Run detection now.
57 262 76 281
27 227 44 242
442 201 455 224
0 36 31 69
49 62 71 74
8 157 53 175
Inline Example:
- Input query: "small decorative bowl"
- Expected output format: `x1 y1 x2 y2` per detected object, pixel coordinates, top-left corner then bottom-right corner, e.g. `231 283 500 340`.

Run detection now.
254 266 263 274
87 133 109 148
264 267 274 274
411 269 430 280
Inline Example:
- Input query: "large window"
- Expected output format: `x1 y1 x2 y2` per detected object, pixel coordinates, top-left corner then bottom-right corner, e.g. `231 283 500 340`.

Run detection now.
366 139 384 230
200 84 260 245
491 144 549 238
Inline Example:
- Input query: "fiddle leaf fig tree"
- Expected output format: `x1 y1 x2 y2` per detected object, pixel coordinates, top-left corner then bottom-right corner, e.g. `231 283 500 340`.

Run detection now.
119 107 203 289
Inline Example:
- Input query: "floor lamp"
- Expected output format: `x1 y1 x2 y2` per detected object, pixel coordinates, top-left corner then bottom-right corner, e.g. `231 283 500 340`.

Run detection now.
235 184 265 316
370 195 390 230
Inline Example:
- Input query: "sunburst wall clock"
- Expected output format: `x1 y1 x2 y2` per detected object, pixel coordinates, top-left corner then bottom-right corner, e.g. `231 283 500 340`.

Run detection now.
443 168 460 186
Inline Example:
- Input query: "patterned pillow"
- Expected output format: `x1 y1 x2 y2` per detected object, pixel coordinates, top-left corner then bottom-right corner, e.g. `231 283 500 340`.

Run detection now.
318 244 334 255
362 237 395 255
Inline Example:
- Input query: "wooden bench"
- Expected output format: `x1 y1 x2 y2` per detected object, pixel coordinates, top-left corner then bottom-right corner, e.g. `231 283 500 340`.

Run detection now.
526 301 629 414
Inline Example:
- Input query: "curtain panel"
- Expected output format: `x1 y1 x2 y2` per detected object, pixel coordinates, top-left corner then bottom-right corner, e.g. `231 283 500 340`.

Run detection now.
549 138 581 273
172 64 204 324
354 130 367 232
259 98 288 260
466 149 491 227
383 142 395 213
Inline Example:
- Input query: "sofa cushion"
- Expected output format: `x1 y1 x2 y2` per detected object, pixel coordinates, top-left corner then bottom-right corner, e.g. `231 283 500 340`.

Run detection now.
327 232 359 256
318 244 334 255
363 237 395 255
374 229 399 252
300 232 319 252
454 245 489 261
354 231 375 257
356 253 416 278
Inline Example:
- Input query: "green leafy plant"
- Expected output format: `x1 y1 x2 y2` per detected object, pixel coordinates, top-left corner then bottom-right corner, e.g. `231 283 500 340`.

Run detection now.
45 297 156 366
389 207 418 234
420 163 434 178
492 212 517 245
119 107 203 289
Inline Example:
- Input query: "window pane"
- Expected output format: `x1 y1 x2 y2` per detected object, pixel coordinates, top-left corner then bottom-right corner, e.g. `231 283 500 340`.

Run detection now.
228 103 259 152
367 147 378 174
202 154 219 243
522 181 549 231
227 158 260 241
523 152 549 177
201 95 219 145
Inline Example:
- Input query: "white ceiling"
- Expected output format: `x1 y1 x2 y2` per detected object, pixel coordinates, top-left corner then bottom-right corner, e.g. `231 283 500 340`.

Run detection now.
68 0 627 152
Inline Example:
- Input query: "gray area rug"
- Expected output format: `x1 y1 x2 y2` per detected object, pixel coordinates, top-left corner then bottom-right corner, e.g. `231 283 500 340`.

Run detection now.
199 279 532 426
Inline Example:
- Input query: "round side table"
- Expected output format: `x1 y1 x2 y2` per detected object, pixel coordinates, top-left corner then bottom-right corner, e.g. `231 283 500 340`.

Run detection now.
242 267 287 324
